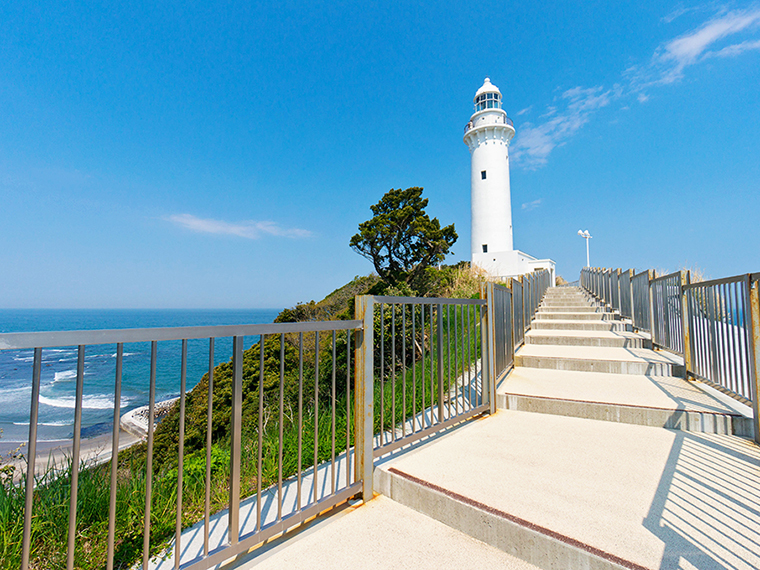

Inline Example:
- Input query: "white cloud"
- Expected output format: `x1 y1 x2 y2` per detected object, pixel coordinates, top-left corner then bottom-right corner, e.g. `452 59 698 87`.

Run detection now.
636 7 760 86
539 106 558 119
510 6 760 169
515 105 533 116
521 199 542 211
703 37 760 57
511 86 614 168
661 4 710 24
165 213 312 239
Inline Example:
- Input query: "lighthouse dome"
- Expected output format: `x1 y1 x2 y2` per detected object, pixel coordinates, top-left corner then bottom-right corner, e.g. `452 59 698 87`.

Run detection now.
473 77 502 111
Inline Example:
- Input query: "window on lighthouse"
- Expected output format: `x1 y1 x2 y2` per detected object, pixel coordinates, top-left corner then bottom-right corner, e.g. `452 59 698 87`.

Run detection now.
475 93 502 111
481 171 487 179
482 244 488 253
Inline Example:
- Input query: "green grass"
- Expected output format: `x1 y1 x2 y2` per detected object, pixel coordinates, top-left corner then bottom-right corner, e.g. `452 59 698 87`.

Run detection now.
0 398 353 570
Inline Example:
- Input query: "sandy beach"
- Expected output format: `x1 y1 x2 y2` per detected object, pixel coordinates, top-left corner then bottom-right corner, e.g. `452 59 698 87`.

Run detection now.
0 398 178 482
0 429 141 482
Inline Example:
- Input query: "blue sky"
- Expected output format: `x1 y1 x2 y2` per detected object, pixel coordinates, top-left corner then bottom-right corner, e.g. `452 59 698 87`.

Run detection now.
1 1 759 308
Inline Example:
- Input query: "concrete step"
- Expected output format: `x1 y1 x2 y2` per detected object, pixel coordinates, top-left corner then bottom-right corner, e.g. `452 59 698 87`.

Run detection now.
534 311 618 321
496 368 753 436
538 306 600 313
376 410 760 570
531 320 629 332
515 345 685 376
543 294 587 300
525 330 651 349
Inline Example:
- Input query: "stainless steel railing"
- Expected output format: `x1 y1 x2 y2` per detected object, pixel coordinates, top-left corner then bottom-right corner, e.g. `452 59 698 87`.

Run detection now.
580 266 760 444
632 270 653 332
2 320 362 570
512 279 525 347
685 274 755 401
619 269 633 320
490 284 514 379
651 271 685 355
368 296 489 458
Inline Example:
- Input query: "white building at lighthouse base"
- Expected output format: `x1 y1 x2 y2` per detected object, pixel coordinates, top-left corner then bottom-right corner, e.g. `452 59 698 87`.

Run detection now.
472 249 555 285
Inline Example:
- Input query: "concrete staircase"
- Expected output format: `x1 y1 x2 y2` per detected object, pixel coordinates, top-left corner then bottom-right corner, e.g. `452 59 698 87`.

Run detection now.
504 286 751 435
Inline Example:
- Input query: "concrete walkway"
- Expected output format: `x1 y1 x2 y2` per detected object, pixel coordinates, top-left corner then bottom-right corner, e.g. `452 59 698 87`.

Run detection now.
376 410 760 570
222 286 759 570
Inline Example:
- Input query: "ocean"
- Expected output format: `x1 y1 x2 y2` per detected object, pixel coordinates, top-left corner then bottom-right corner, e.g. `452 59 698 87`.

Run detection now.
0 309 281 443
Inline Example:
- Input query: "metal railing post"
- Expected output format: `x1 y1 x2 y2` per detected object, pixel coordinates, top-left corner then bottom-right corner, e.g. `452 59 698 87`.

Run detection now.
680 271 692 379
648 270 656 343
21 348 42 570
486 283 497 414
354 295 375 500
437 302 445 421
749 278 760 445
228 336 243 545
509 278 516 364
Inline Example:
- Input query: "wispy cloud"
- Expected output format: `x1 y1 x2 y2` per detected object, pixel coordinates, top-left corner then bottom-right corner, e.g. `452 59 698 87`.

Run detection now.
703 37 760 57
521 199 542 211
635 7 760 87
510 6 760 169
661 4 711 24
511 86 615 168
515 105 533 116
165 213 312 239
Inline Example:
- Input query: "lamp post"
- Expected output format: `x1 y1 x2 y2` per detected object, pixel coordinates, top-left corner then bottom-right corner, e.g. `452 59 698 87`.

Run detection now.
577 230 592 267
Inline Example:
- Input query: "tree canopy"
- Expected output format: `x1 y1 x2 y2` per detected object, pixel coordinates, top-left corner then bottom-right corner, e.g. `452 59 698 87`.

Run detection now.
349 187 457 287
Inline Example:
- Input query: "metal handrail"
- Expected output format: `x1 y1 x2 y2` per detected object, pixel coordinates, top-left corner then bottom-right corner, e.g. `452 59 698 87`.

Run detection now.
651 270 682 284
0 320 362 350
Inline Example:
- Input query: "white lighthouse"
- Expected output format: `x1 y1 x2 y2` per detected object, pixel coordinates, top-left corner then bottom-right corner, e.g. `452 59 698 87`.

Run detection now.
464 78 555 282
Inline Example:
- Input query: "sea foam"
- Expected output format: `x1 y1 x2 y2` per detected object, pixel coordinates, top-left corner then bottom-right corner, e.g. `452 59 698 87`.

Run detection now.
38 394 128 410
53 370 77 383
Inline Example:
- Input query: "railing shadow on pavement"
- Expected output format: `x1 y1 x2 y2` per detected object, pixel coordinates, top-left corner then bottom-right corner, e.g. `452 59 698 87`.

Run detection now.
642 430 760 569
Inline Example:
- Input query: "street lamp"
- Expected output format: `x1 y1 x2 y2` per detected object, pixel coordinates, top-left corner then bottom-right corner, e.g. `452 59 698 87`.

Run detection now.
577 230 592 267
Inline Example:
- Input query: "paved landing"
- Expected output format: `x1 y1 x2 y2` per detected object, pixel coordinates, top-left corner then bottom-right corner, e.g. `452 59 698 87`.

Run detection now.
498 367 750 416
377 410 760 570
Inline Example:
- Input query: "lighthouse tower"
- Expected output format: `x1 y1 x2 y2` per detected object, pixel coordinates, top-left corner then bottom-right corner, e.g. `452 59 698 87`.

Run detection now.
464 77 555 281
464 77 515 261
